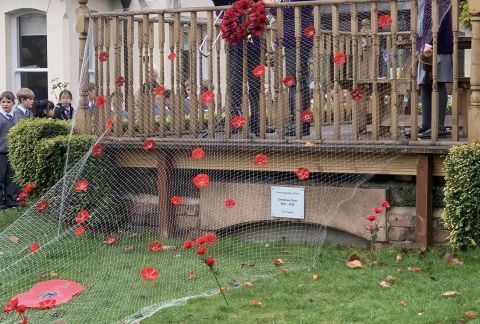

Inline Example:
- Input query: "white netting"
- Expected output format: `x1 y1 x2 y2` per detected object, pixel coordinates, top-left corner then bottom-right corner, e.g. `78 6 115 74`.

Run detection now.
0 0 420 322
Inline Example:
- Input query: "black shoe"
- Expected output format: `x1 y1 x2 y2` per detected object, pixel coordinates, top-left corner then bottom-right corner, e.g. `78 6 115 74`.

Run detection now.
6 201 19 208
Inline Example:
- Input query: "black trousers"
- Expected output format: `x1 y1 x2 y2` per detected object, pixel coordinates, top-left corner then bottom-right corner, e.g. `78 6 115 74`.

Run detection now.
0 153 18 205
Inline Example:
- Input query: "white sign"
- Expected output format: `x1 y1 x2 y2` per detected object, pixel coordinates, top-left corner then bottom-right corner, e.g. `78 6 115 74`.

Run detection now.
271 186 305 219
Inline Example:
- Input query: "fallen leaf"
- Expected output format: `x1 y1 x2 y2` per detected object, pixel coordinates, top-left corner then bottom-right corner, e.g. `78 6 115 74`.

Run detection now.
312 274 320 281
443 252 454 261
280 268 289 274
123 245 134 253
162 245 177 250
220 285 229 292
347 254 360 262
241 263 255 268
385 275 399 282
9 235 19 244
396 254 403 263
228 279 242 287
399 299 407 306
188 272 197 281
379 280 391 289
464 311 478 320
50 271 58 277
407 266 421 272
250 300 262 306
273 259 285 267
243 281 254 287
448 257 464 265
441 291 460 297
346 260 363 269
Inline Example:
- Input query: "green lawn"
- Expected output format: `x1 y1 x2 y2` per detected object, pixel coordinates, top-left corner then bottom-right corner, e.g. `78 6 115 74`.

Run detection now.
0 207 22 231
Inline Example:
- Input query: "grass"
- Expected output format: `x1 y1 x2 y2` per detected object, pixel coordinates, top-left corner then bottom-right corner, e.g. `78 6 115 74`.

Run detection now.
0 207 22 231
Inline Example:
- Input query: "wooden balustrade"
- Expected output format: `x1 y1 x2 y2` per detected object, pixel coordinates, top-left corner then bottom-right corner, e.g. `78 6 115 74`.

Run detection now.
75 0 474 145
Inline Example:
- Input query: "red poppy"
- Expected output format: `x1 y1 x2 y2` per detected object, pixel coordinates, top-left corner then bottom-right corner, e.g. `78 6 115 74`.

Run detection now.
303 26 316 38
74 226 86 236
200 90 215 105
191 147 205 160
3 297 18 312
103 235 118 245
74 180 89 193
381 200 390 208
19 201 27 207
231 116 245 129
105 117 113 130
140 267 159 281
16 304 27 314
378 15 393 29
115 76 125 88
192 174 209 189
301 110 314 123
168 52 176 61
224 198 236 209
96 95 105 108
295 167 310 180
196 247 206 255
253 154 268 167
36 200 48 213
23 182 37 194
366 215 377 222
283 75 296 88
39 299 56 309
20 316 28 324
17 192 27 202
252 65 266 78
205 256 216 267
369 223 375 234
98 51 109 62
75 210 91 224
143 139 155 152
183 239 194 250
350 88 366 102
205 233 217 245
92 143 103 157
148 241 163 252
333 52 347 65
29 243 39 253
154 85 166 96
171 195 182 206
195 236 207 245
373 207 382 214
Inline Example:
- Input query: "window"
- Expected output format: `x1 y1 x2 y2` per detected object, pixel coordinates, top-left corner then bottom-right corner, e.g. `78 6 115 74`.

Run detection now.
13 13 48 100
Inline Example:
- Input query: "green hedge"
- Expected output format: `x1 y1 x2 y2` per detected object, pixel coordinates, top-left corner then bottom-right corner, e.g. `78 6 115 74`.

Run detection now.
442 143 480 250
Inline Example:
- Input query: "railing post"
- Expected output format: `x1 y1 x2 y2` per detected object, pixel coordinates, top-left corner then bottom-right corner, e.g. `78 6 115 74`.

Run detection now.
468 0 480 142
75 0 90 134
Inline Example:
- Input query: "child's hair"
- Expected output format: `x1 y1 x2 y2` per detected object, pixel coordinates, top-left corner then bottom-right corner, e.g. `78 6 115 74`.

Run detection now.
16 88 35 101
164 89 172 99
0 91 15 102
33 100 55 118
59 90 73 100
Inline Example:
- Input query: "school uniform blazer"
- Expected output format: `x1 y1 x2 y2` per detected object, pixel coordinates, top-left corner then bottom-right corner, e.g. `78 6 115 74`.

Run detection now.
13 107 33 120
53 106 74 120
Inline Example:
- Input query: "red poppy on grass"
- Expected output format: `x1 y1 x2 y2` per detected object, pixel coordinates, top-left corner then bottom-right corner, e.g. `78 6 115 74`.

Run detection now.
154 85 166 96
183 239 194 250
350 88 365 102
140 267 159 281
191 147 205 160
36 200 48 213
205 256 216 267
231 115 245 129
143 139 155 152
74 180 89 193
75 210 91 224
98 51 109 62
200 91 215 104
205 233 217 245
148 241 163 252
195 236 207 245
96 95 105 108
92 143 103 157
105 117 113 130
19 201 27 207
38 299 56 309
74 226 86 236
168 52 176 61
224 198 236 209
196 247 206 255
16 304 26 314
381 200 390 208
103 235 118 245
283 75 296 88
366 215 377 222
29 243 39 253
17 192 27 202
193 174 209 189
333 52 347 65
373 207 382 214
295 167 310 180
378 15 393 29
3 297 18 312
303 26 316 38
301 110 314 123
255 154 268 166
115 76 125 88
20 316 28 324
171 195 182 206
23 182 37 194
252 65 266 78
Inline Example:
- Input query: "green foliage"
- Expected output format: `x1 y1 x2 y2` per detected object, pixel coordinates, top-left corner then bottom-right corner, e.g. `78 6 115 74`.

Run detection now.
442 143 480 250
459 0 471 30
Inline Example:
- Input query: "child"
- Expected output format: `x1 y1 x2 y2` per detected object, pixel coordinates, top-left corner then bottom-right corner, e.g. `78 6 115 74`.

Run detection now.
14 88 34 119
33 99 55 118
53 90 74 120
0 91 19 209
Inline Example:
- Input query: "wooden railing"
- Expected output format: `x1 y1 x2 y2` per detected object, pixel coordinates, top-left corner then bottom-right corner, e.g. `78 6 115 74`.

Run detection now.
75 0 476 145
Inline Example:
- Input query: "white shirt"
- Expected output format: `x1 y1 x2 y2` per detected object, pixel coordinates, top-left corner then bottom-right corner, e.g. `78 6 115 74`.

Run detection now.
0 108 14 120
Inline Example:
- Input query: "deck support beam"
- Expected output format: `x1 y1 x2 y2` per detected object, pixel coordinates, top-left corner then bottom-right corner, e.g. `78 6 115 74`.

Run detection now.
415 154 433 249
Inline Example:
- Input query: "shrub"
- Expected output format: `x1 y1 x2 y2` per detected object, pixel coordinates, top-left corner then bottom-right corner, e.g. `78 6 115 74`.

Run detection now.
442 143 480 250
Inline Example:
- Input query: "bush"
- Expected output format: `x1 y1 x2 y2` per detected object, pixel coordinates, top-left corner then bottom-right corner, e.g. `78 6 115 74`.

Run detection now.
442 143 480 250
